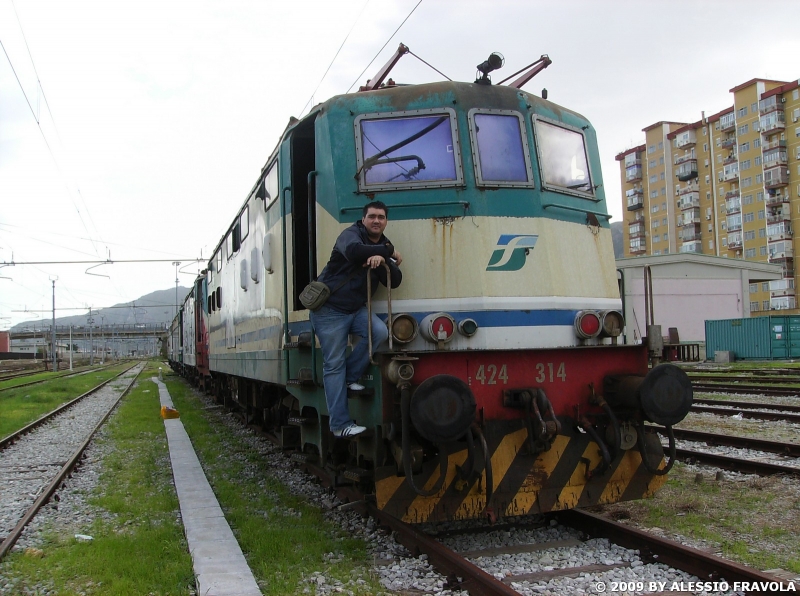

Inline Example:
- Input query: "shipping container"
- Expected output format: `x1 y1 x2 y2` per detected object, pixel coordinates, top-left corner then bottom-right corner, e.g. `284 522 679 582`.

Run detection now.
705 316 800 360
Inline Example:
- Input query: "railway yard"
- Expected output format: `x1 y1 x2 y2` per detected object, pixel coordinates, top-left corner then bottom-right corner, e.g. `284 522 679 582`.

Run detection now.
0 360 799 595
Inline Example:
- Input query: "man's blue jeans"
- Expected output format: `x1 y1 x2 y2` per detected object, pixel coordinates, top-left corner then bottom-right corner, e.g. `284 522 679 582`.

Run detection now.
309 304 389 432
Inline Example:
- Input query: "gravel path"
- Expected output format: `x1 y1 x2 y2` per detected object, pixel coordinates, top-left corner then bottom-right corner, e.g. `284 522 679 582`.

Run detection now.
0 364 142 547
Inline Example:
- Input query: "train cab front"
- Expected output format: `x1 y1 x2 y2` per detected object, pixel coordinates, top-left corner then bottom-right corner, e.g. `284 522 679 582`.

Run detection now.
372 314 693 525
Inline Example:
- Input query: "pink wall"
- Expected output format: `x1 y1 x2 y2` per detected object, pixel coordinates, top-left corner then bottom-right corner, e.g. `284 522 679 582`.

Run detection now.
0 331 9 352
625 278 741 343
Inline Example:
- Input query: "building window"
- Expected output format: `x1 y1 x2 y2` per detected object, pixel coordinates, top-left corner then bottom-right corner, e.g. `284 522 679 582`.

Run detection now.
794 90 799 101
760 246 767 256
738 106 748 118
652 205 659 213
759 228 766 238
745 248 756 258
740 142 750 153
758 210 765 219
756 173 763 183
753 120 760 132
660 172 665 180
652 220 660 228
742 177 752 187
738 124 749 135
705 175 711 184
653 235 660 243
653 250 661 255
650 175 657 183
749 283 757 293
754 138 761 148
757 191 764 202
649 160 656 168
651 190 658 198
658 141 663 150
662 217 667 225
741 159 751 170
744 230 756 240
659 156 664 165
744 212 754 223
762 282 769 292
743 194 753 205
755 156 762 166
648 145 656 154
750 301 759 312
752 102 758 112
763 300 771 310
706 191 711 200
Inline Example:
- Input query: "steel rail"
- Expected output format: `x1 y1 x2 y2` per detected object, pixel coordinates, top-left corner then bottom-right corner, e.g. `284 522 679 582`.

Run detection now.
0 363 144 561
691 404 800 424
0 362 139 450
0 362 125 394
674 447 800 477
687 374 800 385
694 397 800 413
557 509 794 588
648 425 800 457
290 458 518 596
692 383 800 397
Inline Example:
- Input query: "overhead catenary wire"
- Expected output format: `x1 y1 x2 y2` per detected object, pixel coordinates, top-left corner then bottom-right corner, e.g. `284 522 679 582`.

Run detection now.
346 0 423 93
299 0 371 117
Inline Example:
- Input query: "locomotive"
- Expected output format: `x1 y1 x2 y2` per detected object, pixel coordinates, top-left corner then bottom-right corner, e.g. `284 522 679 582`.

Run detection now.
168 47 692 524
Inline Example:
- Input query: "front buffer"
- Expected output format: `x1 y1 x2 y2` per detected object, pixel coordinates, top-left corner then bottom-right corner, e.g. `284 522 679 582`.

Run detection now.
375 347 692 524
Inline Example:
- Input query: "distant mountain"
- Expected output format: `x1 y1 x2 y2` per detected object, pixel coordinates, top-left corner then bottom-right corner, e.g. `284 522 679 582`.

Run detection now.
11 287 191 331
611 221 623 259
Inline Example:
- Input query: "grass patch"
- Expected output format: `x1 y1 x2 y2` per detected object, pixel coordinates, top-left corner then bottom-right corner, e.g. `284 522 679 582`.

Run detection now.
166 372 383 595
0 363 132 438
603 464 800 573
0 361 194 595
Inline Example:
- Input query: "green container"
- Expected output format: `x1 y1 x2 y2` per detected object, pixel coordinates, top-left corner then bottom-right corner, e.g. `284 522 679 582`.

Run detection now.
705 316 800 360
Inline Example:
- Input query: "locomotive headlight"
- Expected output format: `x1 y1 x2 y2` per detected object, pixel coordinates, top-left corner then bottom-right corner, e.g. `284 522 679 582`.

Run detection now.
391 313 419 344
600 310 624 337
574 310 602 339
458 318 479 337
420 312 456 343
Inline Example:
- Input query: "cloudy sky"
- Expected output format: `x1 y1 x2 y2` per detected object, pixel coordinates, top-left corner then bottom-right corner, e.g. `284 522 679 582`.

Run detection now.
2 0 799 329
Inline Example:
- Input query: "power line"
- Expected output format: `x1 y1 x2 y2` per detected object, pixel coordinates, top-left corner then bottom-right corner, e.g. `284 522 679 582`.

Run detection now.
346 0 423 93
1 258 204 266
299 0 371 117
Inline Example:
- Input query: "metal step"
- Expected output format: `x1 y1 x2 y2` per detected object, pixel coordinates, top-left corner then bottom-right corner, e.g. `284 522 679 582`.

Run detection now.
287 416 315 426
347 387 374 398
343 467 373 482
285 331 313 349
287 367 315 387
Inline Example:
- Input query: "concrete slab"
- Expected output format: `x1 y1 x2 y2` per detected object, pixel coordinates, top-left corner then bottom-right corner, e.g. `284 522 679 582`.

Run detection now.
154 379 262 596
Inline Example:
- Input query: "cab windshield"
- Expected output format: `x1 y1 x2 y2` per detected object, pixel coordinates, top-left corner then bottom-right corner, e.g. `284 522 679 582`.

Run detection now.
535 120 594 196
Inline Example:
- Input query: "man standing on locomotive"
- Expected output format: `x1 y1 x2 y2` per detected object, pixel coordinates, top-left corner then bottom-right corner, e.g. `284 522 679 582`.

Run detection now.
310 201 402 438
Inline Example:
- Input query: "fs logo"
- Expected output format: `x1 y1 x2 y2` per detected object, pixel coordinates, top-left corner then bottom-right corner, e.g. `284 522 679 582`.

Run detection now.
486 235 539 271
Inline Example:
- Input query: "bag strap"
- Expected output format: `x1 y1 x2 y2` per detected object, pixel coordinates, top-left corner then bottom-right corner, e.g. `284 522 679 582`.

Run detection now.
327 266 361 296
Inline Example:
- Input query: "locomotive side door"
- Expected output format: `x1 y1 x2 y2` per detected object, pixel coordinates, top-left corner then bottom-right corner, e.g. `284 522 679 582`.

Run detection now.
289 116 318 309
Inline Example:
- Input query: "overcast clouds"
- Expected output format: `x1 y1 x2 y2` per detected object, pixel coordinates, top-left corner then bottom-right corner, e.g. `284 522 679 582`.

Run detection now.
2 0 799 328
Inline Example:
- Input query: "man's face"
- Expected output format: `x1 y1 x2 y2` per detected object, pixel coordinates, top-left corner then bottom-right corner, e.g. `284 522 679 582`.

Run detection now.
362 208 388 237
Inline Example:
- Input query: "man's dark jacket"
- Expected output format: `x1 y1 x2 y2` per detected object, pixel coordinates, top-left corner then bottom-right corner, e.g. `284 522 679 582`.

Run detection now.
317 221 402 313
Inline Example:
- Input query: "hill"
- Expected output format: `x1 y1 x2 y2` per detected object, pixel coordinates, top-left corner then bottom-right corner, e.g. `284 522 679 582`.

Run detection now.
11 287 192 331
611 221 623 259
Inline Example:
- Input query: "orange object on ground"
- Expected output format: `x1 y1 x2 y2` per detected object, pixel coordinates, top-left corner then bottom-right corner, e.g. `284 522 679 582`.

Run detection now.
160 405 180 419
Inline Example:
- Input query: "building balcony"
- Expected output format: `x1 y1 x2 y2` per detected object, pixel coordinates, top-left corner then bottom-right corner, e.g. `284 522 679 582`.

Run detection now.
719 115 736 132
723 154 738 165
760 110 785 134
675 152 696 165
625 166 643 183
675 160 698 181
771 296 796 311
727 220 742 232
678 192 700 210
766 190 790 206
769 278 795 298
720 136 737 149
680 240 703 253
767 222 792 242
681 225 702 242
762 139 787 152
629 239 647 255
725 198 741 214
759 96 781 115
626 194 644 211
675 130 697 149
727 231 743 249
630 212 645 224
768 208 791 225
719 169 739 183
624 154 641 168
628 223 645 238
768 241 793 262
678 208 701 227
677 181 699 195
763 149 788 168
765 166 790 189
724 189 740 200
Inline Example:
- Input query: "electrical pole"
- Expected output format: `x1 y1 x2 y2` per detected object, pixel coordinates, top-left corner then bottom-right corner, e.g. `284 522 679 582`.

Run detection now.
88 308 94 366
172 261 181 320
51 278 57 372
69 324 73 370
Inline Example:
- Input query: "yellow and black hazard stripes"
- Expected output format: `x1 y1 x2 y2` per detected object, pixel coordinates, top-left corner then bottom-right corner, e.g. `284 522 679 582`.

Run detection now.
374 420 668 524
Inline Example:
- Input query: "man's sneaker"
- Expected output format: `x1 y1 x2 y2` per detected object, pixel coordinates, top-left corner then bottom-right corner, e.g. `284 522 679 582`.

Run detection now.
332 423 366 438
348 382 366 391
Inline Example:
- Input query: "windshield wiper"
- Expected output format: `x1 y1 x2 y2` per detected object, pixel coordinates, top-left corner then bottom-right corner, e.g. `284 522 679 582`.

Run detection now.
567 181 591 190
355 116 447 180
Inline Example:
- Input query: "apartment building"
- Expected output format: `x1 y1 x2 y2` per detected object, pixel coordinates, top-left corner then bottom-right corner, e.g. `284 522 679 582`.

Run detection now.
617 77 800 313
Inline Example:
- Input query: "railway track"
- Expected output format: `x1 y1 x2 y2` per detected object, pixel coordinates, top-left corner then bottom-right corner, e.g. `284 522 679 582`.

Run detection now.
282 435 795 594
0 361 125 394
691 401 800 424
0 362 143 560
691 382 800 397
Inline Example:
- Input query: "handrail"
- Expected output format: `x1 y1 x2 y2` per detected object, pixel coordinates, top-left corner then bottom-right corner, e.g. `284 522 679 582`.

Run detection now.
367 262 393 365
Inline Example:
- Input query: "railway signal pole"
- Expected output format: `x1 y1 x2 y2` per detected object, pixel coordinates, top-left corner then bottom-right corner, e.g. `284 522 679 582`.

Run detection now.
50 278 57 372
